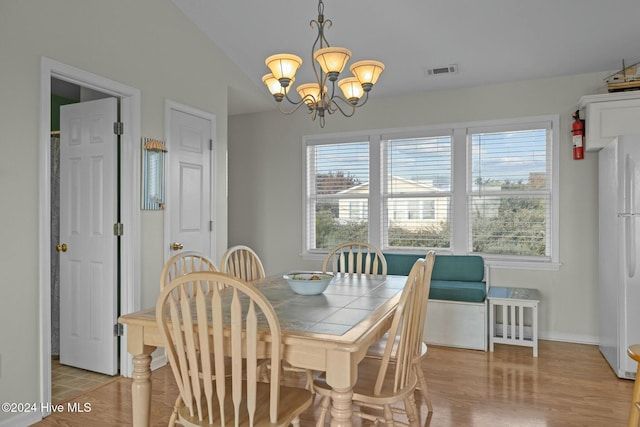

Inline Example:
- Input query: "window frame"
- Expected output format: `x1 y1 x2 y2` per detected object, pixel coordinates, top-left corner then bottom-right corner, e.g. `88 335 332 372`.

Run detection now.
302 115 560 269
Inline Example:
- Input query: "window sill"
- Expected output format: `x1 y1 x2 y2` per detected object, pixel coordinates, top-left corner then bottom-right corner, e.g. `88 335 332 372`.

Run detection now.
305 251 561 271
485 259 562 271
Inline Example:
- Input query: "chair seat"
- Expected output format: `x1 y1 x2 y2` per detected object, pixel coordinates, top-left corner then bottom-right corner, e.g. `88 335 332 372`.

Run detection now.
366 334 427 360
314 357 418 403
178 378 313 427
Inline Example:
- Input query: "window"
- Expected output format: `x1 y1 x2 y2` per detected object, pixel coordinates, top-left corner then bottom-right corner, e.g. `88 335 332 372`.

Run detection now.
470 124 551 258
306 140 369 250
303 115 559 266
383 135 452 249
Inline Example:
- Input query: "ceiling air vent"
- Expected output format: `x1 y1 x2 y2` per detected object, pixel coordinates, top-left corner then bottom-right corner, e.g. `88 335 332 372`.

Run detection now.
425 64 458 76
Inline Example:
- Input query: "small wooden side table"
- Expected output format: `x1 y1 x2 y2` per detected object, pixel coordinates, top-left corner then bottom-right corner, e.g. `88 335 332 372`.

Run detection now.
488 286 541 357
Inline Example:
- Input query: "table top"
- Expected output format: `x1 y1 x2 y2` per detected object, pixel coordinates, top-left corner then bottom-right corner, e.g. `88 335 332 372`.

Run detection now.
487 286 541 302
120 273 407 345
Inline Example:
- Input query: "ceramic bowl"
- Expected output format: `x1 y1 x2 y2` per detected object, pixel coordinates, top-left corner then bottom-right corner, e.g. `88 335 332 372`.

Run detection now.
283 271 334 295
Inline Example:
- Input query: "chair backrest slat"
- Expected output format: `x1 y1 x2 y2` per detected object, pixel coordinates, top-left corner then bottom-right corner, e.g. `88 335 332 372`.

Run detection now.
322 241 387 277
160 251 218 296
221 245 266 282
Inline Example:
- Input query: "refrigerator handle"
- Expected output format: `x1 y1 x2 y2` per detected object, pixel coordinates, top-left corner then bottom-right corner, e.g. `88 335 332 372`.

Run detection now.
626 153 636 278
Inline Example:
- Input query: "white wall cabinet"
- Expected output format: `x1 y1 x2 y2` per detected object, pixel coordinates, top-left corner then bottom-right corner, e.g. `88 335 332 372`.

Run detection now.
579 92 640 151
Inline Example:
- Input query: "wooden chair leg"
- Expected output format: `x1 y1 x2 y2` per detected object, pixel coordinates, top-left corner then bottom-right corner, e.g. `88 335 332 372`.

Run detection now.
629 368 640 427
404 393 420 427
383 404 394 426
169 394 181 427
317 395 331 427
305 369 315 394
415 365 433 413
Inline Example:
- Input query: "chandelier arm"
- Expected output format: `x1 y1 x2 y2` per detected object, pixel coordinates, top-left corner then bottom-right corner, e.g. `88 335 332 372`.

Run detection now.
276 101 309 116
354 91 370 108
330 98 357 118
282 86 316 108
329 91 371 117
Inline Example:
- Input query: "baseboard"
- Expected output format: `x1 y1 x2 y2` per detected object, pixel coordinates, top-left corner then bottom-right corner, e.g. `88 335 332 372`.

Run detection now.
150 347 167 371
0 411 41 427
539 332 599 345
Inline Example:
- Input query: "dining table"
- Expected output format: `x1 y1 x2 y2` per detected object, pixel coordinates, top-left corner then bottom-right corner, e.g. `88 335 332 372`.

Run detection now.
118 272 407 427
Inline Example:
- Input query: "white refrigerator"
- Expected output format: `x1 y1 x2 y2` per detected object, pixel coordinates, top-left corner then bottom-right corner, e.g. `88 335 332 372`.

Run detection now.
599 135 640 379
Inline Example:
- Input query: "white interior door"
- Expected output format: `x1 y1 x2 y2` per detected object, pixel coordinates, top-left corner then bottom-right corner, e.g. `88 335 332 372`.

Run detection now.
167 107 214 261
59 97 118 375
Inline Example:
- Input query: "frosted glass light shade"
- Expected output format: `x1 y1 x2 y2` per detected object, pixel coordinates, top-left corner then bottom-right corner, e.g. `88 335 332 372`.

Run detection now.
338 77 364 100
314 47 352 75
297 83 324 105
262 73 293 95
265 54 303 81
350 60 385 85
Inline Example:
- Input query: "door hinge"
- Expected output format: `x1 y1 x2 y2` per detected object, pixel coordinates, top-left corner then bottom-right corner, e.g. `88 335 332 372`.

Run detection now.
113 223 124 236
209 139 213 151
113 121 124 135
114 323 124 337
210 220 213 231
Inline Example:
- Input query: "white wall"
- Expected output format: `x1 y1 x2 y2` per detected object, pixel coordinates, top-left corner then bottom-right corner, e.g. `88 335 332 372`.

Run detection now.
0 0 259 423
229 71 610 344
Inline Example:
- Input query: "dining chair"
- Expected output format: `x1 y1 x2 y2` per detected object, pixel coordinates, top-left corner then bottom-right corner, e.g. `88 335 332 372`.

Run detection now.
221 244 315 392
157 271 313 426
220 245 266 282
159 251 220 425
313 255 434 427
160 251 218 290
628 344 640 427
365 251 436 413
322 241 387 276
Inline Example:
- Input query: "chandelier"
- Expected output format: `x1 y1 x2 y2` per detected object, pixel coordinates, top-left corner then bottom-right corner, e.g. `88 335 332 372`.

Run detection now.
262 0 384 127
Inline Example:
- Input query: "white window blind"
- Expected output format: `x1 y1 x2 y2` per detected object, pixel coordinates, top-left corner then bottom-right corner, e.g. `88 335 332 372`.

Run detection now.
470 125 550 258
383 135 452 249
306 141 369 251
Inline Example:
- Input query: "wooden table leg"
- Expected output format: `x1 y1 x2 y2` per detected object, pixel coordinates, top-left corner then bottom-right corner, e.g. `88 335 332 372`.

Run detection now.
131 353 152 427
126 323 156 427
330 387 354 427
325 350 357 427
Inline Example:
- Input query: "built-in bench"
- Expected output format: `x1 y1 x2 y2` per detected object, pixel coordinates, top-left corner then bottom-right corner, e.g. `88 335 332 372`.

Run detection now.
385 253 488 351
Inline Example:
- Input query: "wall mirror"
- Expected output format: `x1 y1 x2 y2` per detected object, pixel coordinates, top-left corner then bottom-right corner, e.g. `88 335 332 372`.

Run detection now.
141 138 167 210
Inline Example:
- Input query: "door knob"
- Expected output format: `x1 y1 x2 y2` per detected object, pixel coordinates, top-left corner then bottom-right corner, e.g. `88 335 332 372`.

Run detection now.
56 243 68 253
171 242 184 251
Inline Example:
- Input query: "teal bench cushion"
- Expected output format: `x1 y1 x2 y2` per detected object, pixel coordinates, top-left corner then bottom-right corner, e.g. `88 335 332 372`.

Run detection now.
430 280 486 303
383 253 486 303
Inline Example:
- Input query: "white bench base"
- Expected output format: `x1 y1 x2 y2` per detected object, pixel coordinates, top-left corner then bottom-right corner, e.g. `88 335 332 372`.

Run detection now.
423 299 487 351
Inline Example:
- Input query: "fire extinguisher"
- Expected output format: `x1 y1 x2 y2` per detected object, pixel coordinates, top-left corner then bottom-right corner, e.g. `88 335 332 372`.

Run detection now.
571 109 585 160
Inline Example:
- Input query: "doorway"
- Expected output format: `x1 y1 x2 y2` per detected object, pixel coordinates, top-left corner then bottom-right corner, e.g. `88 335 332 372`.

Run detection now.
50 80 118 400
39 57 141 410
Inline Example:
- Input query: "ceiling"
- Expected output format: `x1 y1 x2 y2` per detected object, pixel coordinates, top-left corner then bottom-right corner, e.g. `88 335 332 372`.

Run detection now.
171 0 640 116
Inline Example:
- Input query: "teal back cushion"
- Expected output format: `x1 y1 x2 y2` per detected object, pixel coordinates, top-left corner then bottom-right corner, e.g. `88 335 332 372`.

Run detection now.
432 255 484 282
384 253 484 281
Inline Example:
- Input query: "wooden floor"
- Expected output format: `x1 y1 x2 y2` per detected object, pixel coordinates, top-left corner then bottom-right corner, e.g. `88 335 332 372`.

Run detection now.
34 340 635 426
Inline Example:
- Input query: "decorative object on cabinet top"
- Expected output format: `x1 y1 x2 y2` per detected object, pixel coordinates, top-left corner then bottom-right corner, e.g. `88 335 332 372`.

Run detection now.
605 59 640 93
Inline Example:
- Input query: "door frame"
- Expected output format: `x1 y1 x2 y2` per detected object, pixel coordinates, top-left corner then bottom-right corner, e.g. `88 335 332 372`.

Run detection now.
163 100 217 263
39 57 141 407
